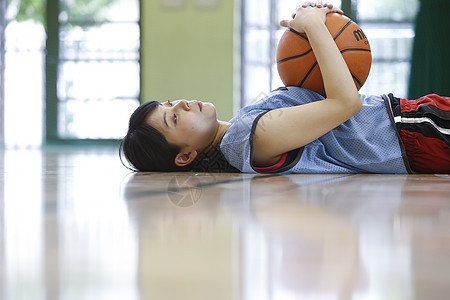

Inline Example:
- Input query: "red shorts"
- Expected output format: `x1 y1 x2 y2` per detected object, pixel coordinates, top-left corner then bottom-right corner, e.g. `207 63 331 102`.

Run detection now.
398 94 450 173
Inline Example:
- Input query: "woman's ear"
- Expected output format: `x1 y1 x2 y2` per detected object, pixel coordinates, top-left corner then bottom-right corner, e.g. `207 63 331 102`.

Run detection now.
174 150 198 167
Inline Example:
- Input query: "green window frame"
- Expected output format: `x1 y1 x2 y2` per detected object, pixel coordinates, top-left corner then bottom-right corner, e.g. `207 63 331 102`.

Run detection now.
45 0 141 144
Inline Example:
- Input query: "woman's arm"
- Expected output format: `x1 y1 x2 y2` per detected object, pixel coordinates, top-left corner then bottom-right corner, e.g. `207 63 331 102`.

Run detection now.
252 2 362 167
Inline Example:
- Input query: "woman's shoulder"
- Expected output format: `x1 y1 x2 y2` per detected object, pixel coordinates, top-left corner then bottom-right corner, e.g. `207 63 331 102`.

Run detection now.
236 87 324 117
224 87 325 142
220 87 323 169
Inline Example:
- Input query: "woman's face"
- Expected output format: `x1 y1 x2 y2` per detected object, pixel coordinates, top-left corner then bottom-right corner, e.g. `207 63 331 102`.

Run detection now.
146 99 220 154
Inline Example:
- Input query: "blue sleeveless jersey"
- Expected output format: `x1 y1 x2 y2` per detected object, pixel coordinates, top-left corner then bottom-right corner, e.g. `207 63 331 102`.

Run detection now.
220 87 409 174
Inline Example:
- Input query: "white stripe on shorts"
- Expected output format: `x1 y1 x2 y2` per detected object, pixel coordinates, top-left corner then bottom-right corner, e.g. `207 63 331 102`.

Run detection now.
394 116 450 135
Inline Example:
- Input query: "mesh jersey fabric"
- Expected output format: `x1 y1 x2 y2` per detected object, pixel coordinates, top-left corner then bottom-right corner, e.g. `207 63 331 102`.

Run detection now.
219 87 409 174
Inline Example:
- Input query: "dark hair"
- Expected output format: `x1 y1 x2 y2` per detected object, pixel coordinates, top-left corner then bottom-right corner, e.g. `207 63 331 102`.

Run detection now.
119 101 238 173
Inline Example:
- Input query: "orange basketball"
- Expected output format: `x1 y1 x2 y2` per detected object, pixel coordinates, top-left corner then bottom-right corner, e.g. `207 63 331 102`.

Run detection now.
277 13 372 97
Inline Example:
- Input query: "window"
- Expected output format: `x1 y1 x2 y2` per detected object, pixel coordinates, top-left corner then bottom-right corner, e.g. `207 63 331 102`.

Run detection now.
51 0 140 140
2 0 46 147
357 0 419 97
241 0 419 107
1 0 140 147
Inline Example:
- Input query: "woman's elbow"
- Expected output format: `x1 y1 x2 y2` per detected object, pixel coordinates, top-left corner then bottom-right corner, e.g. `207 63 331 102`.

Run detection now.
354 97 363 112
347 94 363 116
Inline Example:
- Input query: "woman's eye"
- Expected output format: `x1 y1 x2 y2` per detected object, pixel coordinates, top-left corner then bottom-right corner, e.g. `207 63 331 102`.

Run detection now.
173 114 177 124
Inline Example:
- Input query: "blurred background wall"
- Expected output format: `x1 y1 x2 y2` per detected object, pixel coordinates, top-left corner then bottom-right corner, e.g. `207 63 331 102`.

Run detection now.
141 0 235 122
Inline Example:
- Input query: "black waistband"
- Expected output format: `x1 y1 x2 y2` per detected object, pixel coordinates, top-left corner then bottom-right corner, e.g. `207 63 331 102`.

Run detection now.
381 94 413 174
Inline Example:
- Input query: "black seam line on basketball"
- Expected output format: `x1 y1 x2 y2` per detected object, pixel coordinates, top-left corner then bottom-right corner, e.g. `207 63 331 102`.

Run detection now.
340 48 372 53
298 61 318 88
333 20 353 41
351 73 362 87
277 48 313 64
287 28 308 41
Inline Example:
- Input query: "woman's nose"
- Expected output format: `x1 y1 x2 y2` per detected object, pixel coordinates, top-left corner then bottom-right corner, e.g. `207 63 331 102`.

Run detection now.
176 99 191 111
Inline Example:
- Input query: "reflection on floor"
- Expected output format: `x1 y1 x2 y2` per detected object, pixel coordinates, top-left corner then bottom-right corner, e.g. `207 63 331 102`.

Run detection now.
1 146 450 300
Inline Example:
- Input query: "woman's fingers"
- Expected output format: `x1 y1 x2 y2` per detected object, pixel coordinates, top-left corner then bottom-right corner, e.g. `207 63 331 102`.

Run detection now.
290 1 343 24
280 19 292 28
302 1 336 9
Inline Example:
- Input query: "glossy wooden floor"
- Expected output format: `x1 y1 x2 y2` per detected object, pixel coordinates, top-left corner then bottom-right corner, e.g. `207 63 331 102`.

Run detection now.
1 146 450 300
